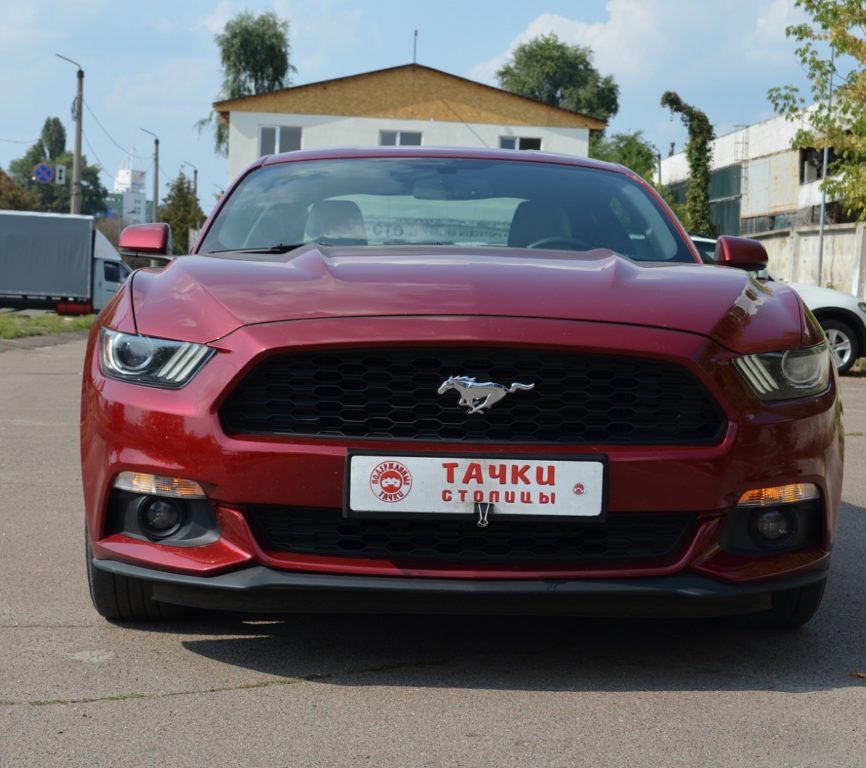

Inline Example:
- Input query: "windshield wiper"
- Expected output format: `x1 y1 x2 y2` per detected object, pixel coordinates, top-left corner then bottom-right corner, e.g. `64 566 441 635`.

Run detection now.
206 243 307 254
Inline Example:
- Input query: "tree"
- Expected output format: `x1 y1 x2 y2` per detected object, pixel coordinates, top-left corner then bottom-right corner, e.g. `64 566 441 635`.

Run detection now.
41 117 66 161
0 167 39 210
7 117 108 215
200 11 296 156
160 171 206 254
590 131 658 180
496 34 619 122
768 0 866 219
660 91 715 235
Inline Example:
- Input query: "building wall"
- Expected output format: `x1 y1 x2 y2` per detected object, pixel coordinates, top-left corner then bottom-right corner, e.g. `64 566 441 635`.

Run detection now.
227 111 590 181
660 111 819 219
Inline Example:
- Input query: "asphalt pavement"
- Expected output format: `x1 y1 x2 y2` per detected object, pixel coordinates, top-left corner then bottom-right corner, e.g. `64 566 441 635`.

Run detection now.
1 337 865 768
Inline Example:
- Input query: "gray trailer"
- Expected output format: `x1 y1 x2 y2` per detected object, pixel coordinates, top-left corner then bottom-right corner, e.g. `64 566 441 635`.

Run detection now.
0 210 131 313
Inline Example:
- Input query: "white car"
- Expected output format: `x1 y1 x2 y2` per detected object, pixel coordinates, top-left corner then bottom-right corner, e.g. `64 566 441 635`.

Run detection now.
692 235 866 374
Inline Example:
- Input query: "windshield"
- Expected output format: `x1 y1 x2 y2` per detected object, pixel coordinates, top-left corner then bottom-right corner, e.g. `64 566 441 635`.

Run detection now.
199 157 694 263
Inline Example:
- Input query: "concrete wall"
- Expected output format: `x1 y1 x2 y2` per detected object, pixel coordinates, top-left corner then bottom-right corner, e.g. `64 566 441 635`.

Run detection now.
752 222 866 295
227 111 590 181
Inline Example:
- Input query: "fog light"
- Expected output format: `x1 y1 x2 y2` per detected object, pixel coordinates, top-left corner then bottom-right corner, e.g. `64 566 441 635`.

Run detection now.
754 509 794 540
138 497 185 539
749 508 798 549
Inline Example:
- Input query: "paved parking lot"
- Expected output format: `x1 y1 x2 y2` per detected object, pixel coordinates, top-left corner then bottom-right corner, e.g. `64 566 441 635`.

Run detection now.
1 337 865 768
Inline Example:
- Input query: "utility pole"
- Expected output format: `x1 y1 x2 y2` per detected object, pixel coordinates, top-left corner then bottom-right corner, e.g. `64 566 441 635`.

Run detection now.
183 161 198 200
141 128 159 223
56 54 83 214
816 47 836 287
183 161 201 229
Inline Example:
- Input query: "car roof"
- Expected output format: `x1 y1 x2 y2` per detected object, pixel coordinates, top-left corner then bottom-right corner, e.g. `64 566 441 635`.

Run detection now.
258 145 634 177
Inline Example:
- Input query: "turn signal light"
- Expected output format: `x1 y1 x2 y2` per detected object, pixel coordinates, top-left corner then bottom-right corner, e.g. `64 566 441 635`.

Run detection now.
114 472 206 499
737 483 819 508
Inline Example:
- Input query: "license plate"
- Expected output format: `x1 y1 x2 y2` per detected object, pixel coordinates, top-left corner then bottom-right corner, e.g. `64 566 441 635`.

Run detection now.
347 454 605 519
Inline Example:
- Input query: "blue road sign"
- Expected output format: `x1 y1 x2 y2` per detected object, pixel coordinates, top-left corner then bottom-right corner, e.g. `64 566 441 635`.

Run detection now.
33 163 54 184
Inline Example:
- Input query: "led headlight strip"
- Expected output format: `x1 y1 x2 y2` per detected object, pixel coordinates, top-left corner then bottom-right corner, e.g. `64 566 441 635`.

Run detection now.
734 343 830 401
99 328 215 388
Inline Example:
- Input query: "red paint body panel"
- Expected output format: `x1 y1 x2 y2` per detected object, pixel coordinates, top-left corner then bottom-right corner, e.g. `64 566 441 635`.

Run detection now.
81 314 843 582
83 148 844 619
130 247 804 355
118 222 171 255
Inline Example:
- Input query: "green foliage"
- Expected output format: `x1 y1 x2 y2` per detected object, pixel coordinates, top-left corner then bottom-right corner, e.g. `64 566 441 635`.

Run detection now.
496 33 619 122
7 117 107 216
160 171 206 254
0 167 39 210
768 0 866 219
201 11 296 156
217 11 295 98
590 130 658 180
0 312 95 340
660 91 715 236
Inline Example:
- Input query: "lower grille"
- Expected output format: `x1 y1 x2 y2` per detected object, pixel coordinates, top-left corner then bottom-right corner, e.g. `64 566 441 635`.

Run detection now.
247 507 696 565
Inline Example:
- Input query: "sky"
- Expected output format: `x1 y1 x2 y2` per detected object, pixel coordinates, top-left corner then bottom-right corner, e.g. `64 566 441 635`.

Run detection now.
0 0 818 215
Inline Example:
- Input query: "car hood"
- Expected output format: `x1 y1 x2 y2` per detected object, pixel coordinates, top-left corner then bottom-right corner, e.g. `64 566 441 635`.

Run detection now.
130 245 805 354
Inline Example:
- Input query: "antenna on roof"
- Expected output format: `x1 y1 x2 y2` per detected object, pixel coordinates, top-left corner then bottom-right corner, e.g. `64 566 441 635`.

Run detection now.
413 29 418 64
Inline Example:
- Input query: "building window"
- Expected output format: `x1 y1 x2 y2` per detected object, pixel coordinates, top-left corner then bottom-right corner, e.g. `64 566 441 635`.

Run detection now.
500 137 542 151
380 130 422 146
799 147 836 184
260 126 302 156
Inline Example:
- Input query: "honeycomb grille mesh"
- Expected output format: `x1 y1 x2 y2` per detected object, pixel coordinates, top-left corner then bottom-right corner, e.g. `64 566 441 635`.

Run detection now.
248 507 696 564
219 348 725 444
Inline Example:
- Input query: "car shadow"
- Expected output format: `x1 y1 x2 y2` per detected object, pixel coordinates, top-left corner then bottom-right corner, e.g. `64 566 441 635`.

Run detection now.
160 501 866 694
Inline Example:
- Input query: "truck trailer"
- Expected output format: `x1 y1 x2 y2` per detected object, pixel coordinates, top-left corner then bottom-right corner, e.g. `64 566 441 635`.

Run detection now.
0 210 131 314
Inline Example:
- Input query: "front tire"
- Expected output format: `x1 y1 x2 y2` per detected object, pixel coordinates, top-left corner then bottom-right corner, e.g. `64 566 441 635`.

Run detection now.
747 578 826 629
85 527 188 621
820 318 859 375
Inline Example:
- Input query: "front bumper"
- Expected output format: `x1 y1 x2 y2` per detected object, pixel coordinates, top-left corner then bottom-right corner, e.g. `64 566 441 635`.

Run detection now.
93 557 829 617
81 314 844 595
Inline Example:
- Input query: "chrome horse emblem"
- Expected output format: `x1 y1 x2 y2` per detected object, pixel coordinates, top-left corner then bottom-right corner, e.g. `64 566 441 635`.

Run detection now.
437 376 535 414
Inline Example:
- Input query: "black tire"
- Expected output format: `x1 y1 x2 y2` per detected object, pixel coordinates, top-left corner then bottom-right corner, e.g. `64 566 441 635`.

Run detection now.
746 578 826 629
85 527 188 621
820 318 860 375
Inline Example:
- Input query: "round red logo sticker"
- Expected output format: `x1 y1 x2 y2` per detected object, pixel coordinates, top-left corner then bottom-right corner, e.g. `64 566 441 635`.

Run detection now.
370 461 413 503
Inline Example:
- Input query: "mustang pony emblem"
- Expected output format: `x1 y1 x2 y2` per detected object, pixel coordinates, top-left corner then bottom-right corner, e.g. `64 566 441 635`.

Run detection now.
437 376 535 414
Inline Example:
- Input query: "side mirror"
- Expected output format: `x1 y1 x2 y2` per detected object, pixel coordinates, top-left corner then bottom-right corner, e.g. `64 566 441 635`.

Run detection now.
714 235 768 271
118 223 173 264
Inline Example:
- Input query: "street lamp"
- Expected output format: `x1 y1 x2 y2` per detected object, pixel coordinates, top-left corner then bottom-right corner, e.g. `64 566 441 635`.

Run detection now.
56 53 83 215
141 128 159 223
182 161 198 201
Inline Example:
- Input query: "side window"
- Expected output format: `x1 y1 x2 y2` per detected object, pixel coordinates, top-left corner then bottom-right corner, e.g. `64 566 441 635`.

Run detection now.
103 261 121 283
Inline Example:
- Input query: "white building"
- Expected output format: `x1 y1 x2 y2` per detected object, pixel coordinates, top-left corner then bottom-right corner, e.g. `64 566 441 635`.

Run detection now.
213 64 605 182
661 111 866 293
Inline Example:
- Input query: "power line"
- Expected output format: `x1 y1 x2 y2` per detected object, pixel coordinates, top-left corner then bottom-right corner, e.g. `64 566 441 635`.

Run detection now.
83 99 150 161
81 128 115 184
0 136 40 145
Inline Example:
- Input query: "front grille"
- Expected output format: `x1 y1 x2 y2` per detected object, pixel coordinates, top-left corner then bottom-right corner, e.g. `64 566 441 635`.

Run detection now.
248 507 696 565
220 348 725 444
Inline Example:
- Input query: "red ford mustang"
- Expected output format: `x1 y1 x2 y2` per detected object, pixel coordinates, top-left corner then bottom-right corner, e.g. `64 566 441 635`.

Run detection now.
81 147 843 627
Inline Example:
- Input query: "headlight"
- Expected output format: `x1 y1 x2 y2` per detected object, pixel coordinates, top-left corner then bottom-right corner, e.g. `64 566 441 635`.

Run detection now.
99 329 214 388
733 343 831 400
